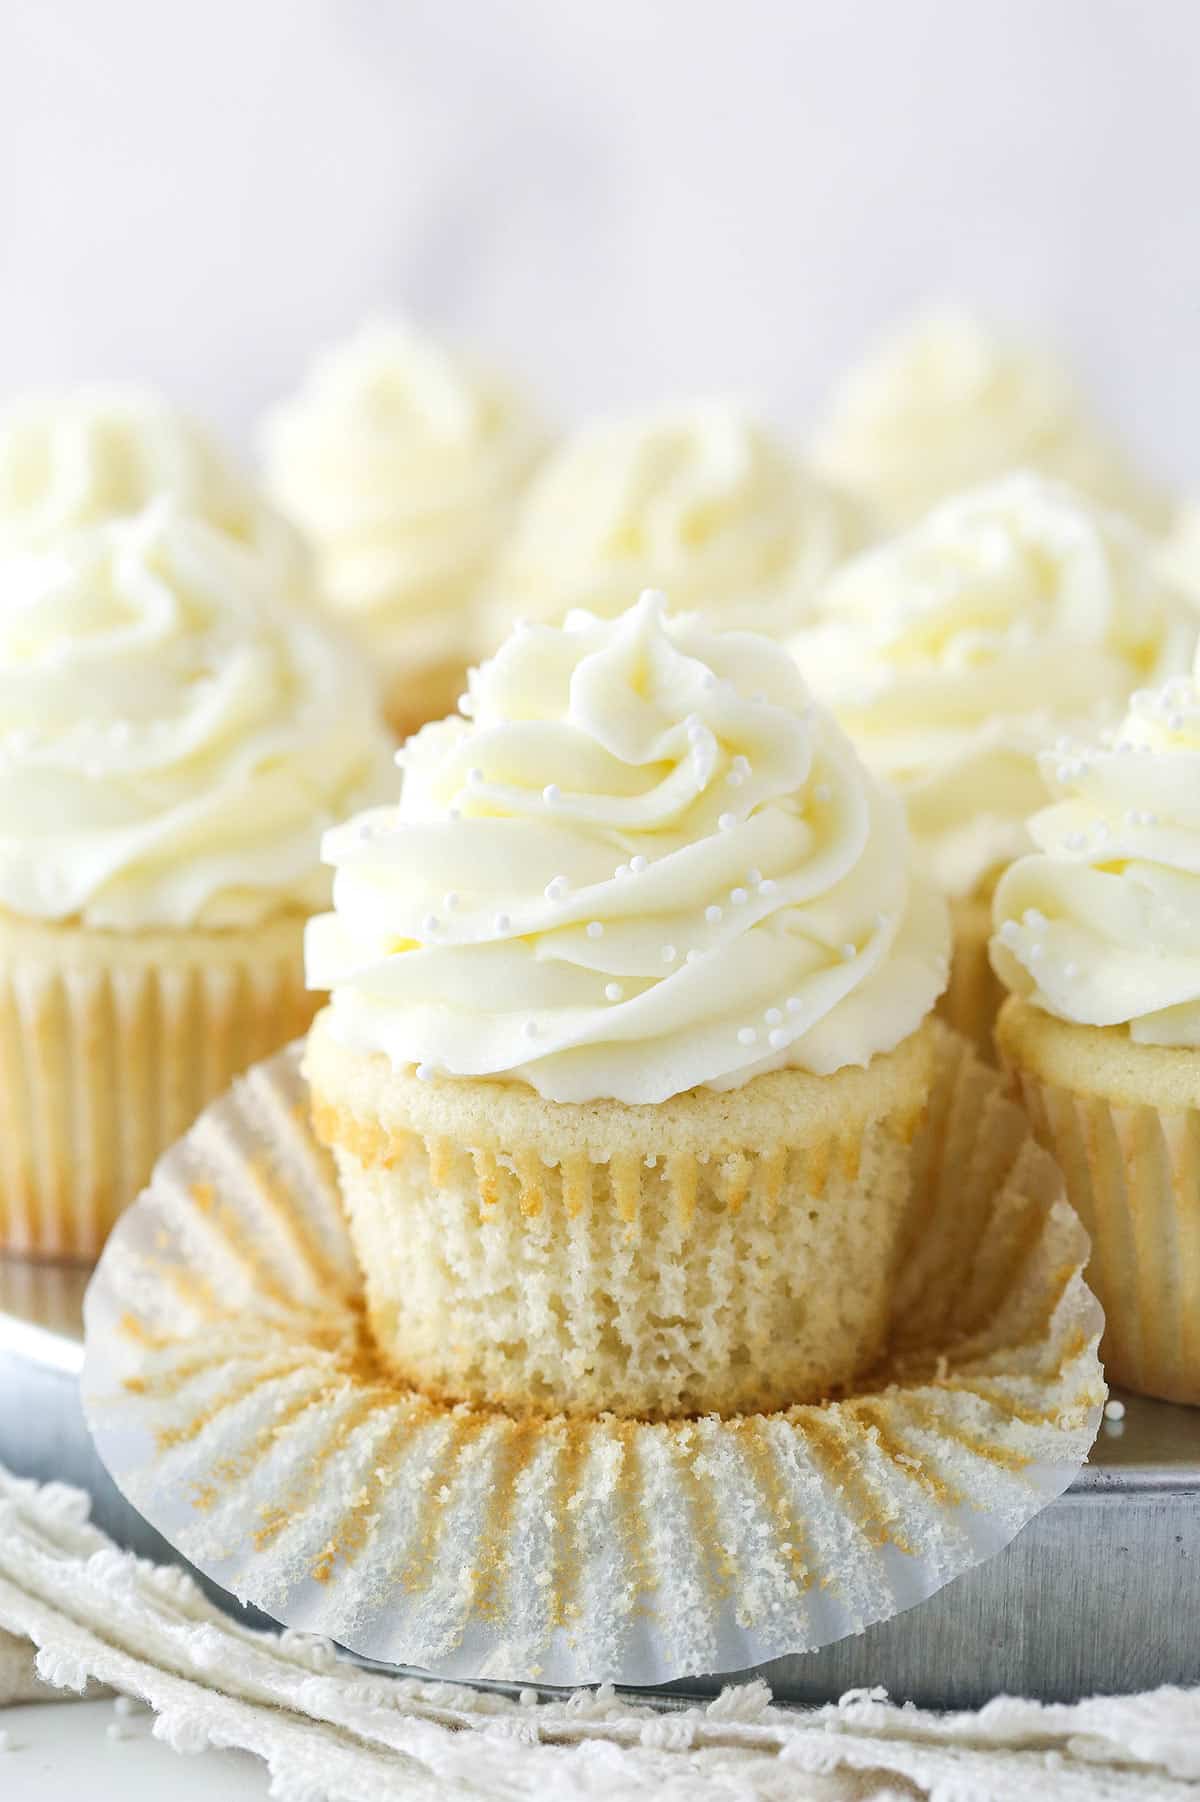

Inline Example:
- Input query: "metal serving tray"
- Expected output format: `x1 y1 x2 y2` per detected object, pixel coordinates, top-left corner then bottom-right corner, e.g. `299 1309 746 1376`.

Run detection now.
2 1257 1197 1708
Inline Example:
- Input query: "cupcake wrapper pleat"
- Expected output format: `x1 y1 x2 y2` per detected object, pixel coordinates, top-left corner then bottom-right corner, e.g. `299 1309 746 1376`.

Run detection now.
1014 1069 1200 1404
938 897 1005 1064
322 1106 922 1418
0 922 317 1260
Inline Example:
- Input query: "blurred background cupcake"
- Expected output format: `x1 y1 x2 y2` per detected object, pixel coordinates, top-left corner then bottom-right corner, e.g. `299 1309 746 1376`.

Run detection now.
481 399 869 648
813 305 1172 534
0 500 394 1259
991 655 1200 1404
790 472 1196 1056
262 319 547 738
304 590 949 1419
0 383 309 585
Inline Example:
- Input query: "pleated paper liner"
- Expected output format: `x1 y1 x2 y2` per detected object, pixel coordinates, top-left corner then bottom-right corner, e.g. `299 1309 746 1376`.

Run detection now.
82 1023 1105 1687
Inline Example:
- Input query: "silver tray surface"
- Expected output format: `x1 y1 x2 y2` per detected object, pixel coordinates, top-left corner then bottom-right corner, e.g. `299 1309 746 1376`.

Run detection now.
2 1258 1198 1706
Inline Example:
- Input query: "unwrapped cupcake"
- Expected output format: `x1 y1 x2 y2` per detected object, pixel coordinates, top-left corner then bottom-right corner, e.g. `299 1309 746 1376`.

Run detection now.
262 321 546 738
814 305 1171 533
305 589 949 1419
0 383 307 586
790 473 1196 1055
0 501 394 1258
992 657 1200 1404
482 400 868 647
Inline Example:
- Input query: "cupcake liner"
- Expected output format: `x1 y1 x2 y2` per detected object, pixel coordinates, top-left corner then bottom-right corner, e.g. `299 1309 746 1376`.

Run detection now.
0 914 317 1260
82 1024 1104 1686
938 896 1005 1063
1013 1066 1200 1406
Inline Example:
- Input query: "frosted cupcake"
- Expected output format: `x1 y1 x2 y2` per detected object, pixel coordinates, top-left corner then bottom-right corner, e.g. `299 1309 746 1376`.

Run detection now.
482 400 868 647
305 590 949 1419
814 306 1171 533
992 661 1200 1403
0 502 393 1258
0 384 307 586
262 321 546 737
791 473 1195 1054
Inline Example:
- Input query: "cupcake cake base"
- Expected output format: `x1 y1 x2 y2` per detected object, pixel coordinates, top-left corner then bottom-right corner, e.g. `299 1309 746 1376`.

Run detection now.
83 1025 1104 1687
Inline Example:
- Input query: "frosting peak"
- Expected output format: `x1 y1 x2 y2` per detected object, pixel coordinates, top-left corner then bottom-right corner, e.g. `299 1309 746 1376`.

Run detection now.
814 306 1170 532
307 592 949 1103
0 503 393 930
485 401 868 642
792 474 1196 899
992 653 1200 1046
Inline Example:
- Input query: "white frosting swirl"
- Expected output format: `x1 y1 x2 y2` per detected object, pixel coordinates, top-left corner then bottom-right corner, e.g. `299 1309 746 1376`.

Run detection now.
992 659 1200 1046
0 503 394 930
791 474 1196 900
0 385 307 587
1160 505 1200 611
485 401 868 642
814 307 1170 532
307 592 949 1105
262 321 545 666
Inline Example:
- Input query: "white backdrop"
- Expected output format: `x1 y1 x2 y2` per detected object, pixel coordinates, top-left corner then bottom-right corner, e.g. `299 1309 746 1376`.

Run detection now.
1 0 1197 480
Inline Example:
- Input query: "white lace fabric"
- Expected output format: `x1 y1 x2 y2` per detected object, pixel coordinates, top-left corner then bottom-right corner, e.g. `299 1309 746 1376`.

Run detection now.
0 1468 1196 1801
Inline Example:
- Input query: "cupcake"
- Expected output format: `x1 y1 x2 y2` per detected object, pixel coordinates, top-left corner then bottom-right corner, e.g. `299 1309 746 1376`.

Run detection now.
0 501 394 1258
0 383 307 587
262 321 546 737
304 590 949 1419
481 400 868 647
992 660 1200 1404
814 305 1171 534
790 473 1196 1055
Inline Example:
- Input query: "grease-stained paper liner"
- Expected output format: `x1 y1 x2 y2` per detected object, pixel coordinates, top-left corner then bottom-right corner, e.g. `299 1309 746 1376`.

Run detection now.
83 1024 1104 1686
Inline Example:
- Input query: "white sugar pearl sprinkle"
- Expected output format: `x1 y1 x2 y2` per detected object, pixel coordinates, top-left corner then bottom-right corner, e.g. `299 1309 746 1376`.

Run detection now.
630 855 648 873
662 944 678 963
701 672 717 691
737 1027 757 1045
605 982 623 1001
718 812 736 831
1000 920 1021 945
416 1063 435 1082
493 912 511 932
732 755 751 775
768 1028 788 1050
544 876 568 900
730 887 749 906
759 878 778 896
443 892 459 912
615 863 630 879
786 996 802 1015
705 904 723 924
1104 1398 1126 1421
422 915 441 935
726 769 744 787
765 1007 783 1026
586 921 604 939
468 767 484 785
747 868 762 885
543 784 561 804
